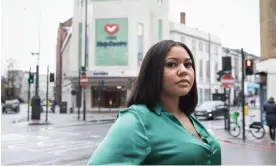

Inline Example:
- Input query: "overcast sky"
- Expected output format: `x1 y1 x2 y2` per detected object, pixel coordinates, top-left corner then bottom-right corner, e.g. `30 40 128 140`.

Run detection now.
1 0 260 75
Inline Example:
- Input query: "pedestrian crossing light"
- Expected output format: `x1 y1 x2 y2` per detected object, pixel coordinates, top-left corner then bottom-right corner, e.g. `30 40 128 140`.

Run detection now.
245 59 254 75
50 73 55 82
28 73 34 84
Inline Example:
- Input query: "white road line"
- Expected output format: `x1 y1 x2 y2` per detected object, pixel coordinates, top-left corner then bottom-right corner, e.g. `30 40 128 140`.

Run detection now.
6 139 65 149
41 130 81 136
51 142 100 155
26 140 96 154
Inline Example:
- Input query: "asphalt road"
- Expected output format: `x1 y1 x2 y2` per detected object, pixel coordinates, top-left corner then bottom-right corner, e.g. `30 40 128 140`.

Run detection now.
2 119 276 165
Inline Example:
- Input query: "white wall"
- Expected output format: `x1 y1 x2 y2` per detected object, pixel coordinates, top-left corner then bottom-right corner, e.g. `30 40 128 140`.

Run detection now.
68 0 170 78
257 59 276 100
170 22 223 103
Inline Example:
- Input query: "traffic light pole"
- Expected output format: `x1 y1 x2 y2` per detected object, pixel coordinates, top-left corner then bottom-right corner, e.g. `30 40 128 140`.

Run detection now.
208 33 212 99
241 48 246 142
82 0 88 121
78 69 80 120
45 65 49 123
27 67 31 121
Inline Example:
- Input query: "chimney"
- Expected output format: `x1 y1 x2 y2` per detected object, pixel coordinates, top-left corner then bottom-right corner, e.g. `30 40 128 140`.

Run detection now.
180 12 186 24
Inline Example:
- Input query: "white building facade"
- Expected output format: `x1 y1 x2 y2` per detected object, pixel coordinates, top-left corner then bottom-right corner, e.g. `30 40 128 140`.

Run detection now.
170 22 223 104
62 0 170 110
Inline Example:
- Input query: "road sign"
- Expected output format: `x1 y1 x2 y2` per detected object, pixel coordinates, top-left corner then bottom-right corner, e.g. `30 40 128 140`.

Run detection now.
220 74 235 88
80 75 88 86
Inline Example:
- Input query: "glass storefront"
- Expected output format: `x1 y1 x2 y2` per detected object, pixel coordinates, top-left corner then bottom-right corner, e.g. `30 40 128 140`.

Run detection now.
91 86 127 108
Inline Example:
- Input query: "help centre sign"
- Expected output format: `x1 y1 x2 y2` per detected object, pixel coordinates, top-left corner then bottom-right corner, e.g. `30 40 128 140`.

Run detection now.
95 18 128 66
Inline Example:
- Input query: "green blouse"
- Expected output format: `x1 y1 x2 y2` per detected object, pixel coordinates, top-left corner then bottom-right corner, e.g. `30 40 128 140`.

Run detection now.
88 104 221 165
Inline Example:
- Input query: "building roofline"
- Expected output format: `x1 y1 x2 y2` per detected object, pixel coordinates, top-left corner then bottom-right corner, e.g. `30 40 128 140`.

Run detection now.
61 28 72 52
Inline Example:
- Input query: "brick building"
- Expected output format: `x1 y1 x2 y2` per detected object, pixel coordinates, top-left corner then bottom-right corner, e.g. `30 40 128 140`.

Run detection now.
55 18 72 105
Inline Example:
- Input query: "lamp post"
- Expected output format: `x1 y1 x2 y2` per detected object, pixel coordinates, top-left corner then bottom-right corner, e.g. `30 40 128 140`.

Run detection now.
30 11 42 121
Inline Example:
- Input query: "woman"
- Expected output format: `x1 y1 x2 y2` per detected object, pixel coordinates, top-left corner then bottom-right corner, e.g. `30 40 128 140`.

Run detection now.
88 40 221 165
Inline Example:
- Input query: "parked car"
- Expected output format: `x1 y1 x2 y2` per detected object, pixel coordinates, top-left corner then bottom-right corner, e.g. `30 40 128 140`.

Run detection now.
2 99 20 113
194 100 228 120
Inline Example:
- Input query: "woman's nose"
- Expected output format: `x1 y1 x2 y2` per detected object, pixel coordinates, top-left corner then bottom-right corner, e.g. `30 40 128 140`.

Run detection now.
177 64 188 76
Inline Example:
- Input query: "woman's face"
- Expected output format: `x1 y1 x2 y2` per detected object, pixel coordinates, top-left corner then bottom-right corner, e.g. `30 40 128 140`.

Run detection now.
162 46 195 97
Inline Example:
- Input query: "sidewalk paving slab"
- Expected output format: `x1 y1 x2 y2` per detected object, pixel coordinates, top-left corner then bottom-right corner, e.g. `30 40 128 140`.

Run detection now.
13 112 118 128
212 127 276 149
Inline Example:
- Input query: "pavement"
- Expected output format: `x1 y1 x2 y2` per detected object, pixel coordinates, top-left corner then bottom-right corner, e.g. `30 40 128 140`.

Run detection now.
1 104 118 135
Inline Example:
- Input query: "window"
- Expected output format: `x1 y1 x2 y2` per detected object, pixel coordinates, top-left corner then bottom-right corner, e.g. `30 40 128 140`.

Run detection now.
199 60 203 80
212 45 218 55
137 23 144 66
214 62 218 82
199 89 204 104
204 89 210 101
205 43 209 53
158 20 163 41
78 0 83 7
198 41 203 51
192 39 196 51
180 36 185 43
138 23 143 36
206 60 210 79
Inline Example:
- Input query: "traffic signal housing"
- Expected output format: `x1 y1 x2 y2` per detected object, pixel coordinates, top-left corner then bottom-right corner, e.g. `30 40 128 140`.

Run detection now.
245 59 254 75
28 73 34 84
222 56 232 73
49 73 55 82
216 70 224 82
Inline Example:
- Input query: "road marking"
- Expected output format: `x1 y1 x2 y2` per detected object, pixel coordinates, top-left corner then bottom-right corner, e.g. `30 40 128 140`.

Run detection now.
52 142 99 155
6 139 64 149
90 135 102 138
41 130 81 136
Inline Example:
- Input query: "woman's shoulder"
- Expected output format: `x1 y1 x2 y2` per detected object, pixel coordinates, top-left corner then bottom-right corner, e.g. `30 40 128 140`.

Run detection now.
119 104 151 116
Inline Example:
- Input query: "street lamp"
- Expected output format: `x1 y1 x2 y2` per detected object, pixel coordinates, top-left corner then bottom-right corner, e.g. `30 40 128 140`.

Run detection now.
30 11 42 121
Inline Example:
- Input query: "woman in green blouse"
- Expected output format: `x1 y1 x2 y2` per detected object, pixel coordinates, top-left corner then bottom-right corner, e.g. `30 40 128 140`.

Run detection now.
88 40 221 165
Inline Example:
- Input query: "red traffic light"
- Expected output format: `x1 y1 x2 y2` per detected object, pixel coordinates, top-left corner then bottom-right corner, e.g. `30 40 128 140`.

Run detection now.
245 59 253 67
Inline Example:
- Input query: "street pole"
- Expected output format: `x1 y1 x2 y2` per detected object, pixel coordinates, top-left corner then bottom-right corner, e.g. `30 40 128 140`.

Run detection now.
34 12 41 97
31 11 42 121
27 67 31 121
45 65 49 123
208 33 212 100
241 48 246 142
78 69 81 120
83 0 88 121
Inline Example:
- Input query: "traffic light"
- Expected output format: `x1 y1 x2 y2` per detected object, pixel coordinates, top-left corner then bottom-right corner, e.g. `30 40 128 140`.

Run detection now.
28 73 34 84
222 56 232 73
49 73 55 82
245 59 254 75
216 70 224 82
81 66 87 75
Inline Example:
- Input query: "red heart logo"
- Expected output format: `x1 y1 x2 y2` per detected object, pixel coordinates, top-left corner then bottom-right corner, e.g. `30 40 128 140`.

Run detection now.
104 24 119 35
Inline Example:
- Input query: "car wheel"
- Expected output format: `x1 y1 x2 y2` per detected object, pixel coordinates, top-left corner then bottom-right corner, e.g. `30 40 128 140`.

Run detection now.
207 115 214 120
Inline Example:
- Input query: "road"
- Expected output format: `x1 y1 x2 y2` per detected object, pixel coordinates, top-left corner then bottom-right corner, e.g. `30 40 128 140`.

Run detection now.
2 120 276 165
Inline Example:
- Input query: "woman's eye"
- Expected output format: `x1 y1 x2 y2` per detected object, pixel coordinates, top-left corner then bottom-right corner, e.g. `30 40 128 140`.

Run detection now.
166 62 177 67
184 62 193 68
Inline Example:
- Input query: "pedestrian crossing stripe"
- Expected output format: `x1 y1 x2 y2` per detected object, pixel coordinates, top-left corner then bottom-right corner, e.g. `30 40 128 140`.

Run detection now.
2 133 102 155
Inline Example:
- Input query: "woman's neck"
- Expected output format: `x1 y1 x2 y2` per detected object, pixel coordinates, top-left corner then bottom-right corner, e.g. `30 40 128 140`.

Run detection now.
160 95 180 114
